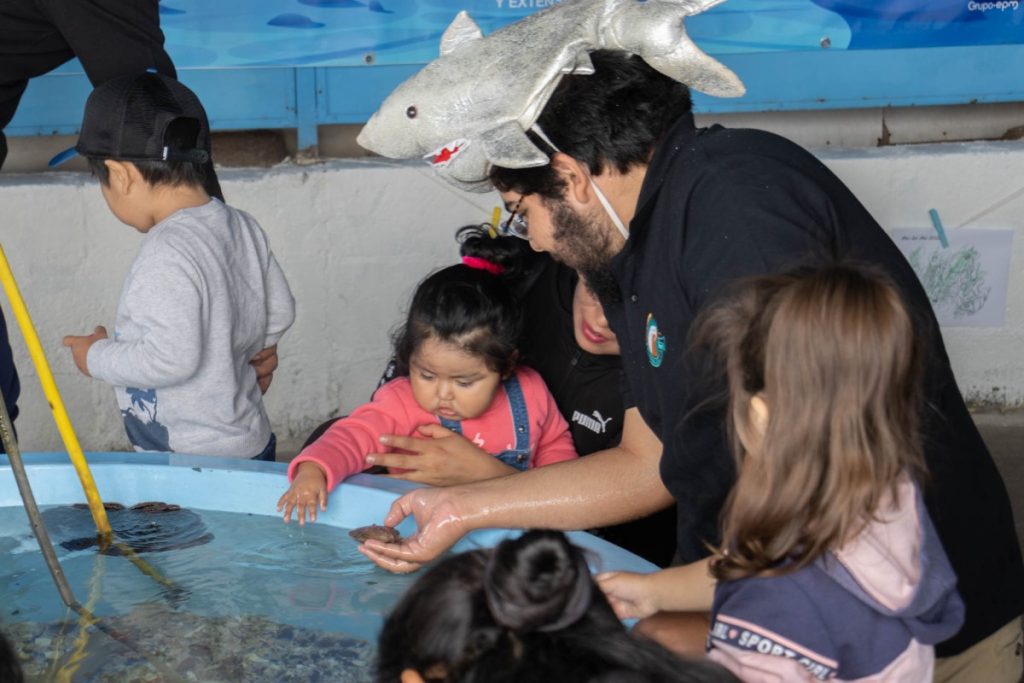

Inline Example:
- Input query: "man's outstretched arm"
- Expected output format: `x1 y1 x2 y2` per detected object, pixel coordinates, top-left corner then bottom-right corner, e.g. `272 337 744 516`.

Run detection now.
359 407 672 573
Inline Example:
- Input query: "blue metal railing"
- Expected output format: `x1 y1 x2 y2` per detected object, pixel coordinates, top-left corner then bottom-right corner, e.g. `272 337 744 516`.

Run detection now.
7 44 1024 153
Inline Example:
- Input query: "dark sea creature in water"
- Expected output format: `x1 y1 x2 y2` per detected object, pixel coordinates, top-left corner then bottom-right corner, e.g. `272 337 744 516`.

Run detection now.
44 503 212 554
129 501 181 513
349 525 401 544
91 502 127 511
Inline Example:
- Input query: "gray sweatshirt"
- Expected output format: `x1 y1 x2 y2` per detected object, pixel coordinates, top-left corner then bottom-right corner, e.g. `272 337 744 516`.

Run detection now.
88 199 295 457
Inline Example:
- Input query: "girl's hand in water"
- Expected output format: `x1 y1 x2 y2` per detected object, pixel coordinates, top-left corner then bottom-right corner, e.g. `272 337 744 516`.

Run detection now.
596 571 661 620
368 424 516 486
277 462 328 525
357 486 469 573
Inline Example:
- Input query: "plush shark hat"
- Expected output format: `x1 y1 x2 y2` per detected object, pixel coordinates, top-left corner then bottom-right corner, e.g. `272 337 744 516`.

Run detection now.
357 0 744 192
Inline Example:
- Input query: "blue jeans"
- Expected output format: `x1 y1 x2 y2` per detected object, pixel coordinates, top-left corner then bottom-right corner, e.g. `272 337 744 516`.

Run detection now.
439 374 532 471
251 433 277 462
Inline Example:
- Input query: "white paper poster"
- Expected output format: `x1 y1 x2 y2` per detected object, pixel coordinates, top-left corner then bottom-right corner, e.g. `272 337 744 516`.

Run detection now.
891 228 1014 327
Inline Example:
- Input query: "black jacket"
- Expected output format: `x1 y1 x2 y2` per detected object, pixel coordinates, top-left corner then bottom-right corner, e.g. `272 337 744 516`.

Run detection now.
605 120 1024 654
520 258 676 566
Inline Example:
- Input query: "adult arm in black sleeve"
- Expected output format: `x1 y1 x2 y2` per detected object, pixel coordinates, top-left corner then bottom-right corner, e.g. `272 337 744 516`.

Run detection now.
0 307 20 450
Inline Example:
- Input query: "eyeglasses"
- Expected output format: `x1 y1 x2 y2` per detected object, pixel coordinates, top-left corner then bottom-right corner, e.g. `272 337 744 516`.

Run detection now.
499 197 529 239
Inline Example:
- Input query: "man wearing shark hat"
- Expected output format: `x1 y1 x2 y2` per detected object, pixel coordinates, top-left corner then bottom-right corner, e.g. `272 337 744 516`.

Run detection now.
356 4 1024 681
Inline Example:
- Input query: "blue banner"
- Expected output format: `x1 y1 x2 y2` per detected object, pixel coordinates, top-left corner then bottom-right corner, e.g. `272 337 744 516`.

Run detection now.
20 0 1020 141
130 0 1024 69
39 0 1007 70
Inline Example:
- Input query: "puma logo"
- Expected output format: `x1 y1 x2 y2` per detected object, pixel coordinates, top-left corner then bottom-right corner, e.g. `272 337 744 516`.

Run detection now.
571 410 613 435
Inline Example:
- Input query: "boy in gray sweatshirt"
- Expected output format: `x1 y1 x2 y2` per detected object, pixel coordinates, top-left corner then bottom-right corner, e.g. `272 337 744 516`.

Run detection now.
62 72 295 459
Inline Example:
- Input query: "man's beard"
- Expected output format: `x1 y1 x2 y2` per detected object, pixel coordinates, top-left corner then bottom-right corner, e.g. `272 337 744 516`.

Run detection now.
549 200 623 305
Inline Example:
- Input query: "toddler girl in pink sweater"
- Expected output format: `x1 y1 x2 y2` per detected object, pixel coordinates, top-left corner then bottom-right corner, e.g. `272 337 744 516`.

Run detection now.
278 236 578 524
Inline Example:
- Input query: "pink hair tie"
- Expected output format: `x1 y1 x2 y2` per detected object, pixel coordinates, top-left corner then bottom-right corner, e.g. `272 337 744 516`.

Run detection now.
461 255 505 275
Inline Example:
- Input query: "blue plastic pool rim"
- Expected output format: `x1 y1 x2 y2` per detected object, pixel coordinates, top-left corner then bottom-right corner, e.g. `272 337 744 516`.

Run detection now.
1 451 658 575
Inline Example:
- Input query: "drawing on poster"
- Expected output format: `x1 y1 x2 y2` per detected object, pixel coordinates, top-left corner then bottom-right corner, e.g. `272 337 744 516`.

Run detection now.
892 228 1014 327
908 244 990 318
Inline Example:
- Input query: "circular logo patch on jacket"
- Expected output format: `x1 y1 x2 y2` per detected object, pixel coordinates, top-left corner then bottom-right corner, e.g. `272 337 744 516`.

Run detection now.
645 313 666 368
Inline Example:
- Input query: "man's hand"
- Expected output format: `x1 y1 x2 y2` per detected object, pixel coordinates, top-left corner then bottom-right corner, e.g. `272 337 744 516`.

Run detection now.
357 486 470 574
250 345 279 394
62 326 108 377
367 423 517 486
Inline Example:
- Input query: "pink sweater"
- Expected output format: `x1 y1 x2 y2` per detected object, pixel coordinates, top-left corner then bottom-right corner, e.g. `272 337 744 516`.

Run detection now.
288 366 578 490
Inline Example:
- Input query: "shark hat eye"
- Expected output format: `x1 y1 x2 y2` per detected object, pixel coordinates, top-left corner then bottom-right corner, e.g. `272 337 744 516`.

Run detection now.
406 106 418 119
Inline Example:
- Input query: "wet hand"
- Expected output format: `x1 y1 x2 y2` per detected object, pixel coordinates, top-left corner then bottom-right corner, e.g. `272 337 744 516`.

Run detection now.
357 486 468 574
250 345 279 394
368 423 515 486
277 462 328 525
62 326 108 377
596 571 660 620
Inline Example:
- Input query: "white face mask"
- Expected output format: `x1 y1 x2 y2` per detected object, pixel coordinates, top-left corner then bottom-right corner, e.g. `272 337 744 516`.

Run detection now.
531 125 629 241
587 176 629 241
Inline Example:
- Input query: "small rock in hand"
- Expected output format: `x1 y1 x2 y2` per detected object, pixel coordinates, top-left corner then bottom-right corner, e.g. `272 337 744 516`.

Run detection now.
349 524 401 544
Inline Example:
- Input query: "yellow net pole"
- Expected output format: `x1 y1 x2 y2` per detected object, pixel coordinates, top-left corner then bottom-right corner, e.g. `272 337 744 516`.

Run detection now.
489 206 502 238
0 243 111 537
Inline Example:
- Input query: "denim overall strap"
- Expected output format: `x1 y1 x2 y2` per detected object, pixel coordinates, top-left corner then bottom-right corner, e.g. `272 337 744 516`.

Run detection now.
438 416 463 434
495 374 531 471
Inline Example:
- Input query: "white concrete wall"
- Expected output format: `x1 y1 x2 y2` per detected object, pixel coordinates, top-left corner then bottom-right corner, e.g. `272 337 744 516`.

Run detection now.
2 141 1023 456
819 140 1024 410
1 160 501 455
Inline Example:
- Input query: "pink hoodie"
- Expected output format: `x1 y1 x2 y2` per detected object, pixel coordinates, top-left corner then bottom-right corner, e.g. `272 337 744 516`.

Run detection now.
707 477 964 682
288 366 578 490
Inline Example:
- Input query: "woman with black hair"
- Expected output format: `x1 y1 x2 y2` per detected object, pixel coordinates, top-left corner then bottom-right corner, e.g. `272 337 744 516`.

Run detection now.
376 530 737 683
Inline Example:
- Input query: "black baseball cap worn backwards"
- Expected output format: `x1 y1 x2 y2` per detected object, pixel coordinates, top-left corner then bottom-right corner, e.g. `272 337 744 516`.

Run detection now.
50 71 211 167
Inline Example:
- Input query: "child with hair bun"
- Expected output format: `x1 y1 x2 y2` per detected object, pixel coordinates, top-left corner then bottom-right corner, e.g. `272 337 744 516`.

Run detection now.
376 529 739 683
278 232 577 524
598 263 965 682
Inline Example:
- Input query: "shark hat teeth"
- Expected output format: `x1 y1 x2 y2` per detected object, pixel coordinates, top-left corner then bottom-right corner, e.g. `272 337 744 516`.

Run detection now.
424 139 470 168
